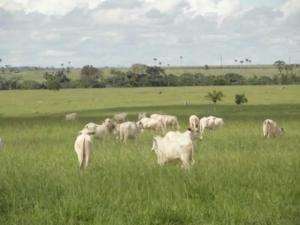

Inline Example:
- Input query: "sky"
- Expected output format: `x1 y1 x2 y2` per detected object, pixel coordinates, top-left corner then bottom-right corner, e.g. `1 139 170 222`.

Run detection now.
0 0 299 67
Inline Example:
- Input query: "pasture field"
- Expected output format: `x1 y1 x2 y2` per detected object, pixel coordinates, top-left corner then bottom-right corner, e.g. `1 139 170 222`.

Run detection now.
0 86 299 225
2 65 300 81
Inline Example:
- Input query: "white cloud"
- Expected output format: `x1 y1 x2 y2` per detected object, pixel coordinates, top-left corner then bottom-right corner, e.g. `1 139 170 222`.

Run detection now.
0 0 299 66
0 0 104 15
281 0 300 16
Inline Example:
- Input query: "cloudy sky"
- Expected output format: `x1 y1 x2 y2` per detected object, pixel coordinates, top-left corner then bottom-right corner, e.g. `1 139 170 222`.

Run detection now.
0 0 299 67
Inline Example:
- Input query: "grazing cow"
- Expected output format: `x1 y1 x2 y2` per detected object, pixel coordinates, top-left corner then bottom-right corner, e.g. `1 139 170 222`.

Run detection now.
65 113 78 121
0 138 3 150
84 118 115 139
114 112 127 123
115 121 142 143
138 117 165 133
189 115 200 132
151 129 195 170
74 128 94 170
199 116 224 139
150 114 180 130
263 119 284 138
138 112 147 120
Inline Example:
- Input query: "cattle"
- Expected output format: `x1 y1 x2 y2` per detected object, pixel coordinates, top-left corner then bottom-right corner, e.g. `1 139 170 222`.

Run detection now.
114 112 127 123
199 116 224 139
189 115 200 132
74 128 94 170
84 118 115 139
115 121 142 143
263 119 284 138
0 138 3 150
151 129 195 170
150 114 180 130
65 112 78 121
138 112 147 120
138 117 165 133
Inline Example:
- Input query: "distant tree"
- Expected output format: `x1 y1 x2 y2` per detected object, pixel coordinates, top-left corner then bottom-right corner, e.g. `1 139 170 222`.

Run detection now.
204 65 209 70
274 60 286 74
80 65 100 84
179 56 183 65
43 70 69 90
235 94 248 106
205 90 224 104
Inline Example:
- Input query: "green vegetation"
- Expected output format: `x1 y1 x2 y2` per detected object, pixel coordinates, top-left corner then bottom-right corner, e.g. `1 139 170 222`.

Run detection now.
235 94 248 106
0 86 299 225
205 90 224 104
1 64 300 90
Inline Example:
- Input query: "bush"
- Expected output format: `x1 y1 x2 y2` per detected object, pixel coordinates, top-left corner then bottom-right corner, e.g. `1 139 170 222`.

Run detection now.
235 94 248 105
20 80 43 89
206 90 224 104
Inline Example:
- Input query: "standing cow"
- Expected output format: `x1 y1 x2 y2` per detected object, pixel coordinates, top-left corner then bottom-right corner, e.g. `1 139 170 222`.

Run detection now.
85 118 115 139
151 129 195 170
65 112 78 121
114 112 127 123
74 128 94 170
189 115 200 132
115 121 142 143
199 116 224 139
150 114 180 130
263 119 284 138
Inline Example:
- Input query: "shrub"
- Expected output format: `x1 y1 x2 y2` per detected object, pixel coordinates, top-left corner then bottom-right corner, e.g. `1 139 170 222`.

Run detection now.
205 90 224 104
235 94 248 105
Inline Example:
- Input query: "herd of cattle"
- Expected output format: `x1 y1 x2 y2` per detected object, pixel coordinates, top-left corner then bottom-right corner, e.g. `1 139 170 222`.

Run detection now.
70 112 284 170
0 112 284 170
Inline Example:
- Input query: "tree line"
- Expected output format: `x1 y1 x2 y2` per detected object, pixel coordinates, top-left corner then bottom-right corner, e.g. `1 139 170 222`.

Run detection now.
0 64 299 90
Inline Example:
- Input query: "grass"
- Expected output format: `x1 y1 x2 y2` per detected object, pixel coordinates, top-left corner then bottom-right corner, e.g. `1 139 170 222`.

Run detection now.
2 65 300 82
0 86 299 225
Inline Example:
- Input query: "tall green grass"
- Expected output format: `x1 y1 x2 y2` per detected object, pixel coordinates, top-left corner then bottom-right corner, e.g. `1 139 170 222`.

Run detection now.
0 87 299 225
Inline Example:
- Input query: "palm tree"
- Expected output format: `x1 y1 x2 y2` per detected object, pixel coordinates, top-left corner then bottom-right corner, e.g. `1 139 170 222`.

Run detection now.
205 90 224 104
274 60 286 74
153 58 157 66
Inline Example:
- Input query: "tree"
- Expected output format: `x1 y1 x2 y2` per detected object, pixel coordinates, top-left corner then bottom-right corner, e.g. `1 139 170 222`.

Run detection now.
80 65 101 87
205 90 224 104
235 94 248 106
43 72 60 90
274 60 286 74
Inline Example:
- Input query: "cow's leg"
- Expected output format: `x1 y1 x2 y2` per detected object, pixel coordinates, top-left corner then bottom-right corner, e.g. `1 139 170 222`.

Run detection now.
84 147 91 169
77 149 84 170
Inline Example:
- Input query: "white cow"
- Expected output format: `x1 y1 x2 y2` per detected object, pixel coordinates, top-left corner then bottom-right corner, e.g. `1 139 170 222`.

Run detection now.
150 114 180 130
138 112 147 120
199 116 224 138
0 138 3 150
138 117 165 133
65 113 78 121
151 130 195 170
189 115 200 132
84 118 115 139
115 121 142 143
263 119 284 138
114 112 127 123
74 128 94 170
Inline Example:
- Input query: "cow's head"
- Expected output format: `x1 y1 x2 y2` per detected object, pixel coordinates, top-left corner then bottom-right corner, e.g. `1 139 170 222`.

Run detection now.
151 137 159 151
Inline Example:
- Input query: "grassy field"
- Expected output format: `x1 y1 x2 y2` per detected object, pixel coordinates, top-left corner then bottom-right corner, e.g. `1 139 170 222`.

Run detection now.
0 86 299 225
2 65 300 82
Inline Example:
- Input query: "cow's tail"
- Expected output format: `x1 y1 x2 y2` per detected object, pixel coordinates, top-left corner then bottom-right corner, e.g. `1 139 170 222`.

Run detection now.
79 138 86 170
263 120 270 137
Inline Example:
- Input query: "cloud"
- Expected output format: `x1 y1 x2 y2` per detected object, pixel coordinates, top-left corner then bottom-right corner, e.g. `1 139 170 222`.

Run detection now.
0 0 299 66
